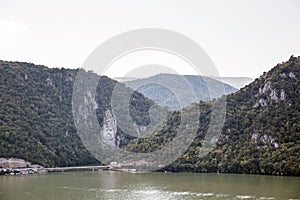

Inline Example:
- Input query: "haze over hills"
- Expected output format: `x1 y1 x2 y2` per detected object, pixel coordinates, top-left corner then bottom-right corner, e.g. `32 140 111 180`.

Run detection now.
209 76 253 89
0 56 299 175
114 75 253 89
124 74 238 110
113 77 137 82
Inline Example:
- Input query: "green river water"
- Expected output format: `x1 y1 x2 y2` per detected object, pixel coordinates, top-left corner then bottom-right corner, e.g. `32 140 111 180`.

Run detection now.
0 171 299 200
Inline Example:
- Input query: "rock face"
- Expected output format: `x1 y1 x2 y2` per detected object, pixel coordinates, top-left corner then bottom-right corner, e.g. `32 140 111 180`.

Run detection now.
75 89 121 148
46 78 53 86
262 81 272 93
76 90 99 125
100 110 118 148
280 90 286 101
84 91 98 111
254 79 290 108
269 89 279 102
289 72 296 79
251 133 278 149
258 98 268 107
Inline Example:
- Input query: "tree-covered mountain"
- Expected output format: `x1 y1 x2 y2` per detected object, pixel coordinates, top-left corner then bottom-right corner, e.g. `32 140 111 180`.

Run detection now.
124 74 237 110
0 60 156 167
124 56 300 175
0 56 299 176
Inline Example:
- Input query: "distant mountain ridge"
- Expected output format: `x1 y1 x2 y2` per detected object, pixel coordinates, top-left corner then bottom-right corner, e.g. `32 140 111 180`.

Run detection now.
114 75 253 89
124 74 238 110
113 77 137 82
209 76 253 89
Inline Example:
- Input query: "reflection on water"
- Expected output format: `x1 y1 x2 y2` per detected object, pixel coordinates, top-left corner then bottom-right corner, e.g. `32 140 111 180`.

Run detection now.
0 171 299 200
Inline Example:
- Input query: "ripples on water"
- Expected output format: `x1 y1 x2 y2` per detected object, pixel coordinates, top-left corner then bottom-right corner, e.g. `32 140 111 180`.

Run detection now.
58 186 286 200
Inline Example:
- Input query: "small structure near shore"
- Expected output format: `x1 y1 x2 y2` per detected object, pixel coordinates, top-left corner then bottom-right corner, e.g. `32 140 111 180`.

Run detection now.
0 158 46 175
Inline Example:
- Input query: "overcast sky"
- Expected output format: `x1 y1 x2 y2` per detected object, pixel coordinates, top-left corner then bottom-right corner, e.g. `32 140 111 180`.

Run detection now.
0 0 299 78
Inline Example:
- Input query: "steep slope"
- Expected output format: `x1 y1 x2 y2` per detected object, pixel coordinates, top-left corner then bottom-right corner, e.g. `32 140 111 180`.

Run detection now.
125 56 300 175
0 60 155 167
124 74 237 110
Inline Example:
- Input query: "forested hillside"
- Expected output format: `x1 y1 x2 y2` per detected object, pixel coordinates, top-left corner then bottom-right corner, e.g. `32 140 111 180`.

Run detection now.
0 60 154 167
0 56 299 175
125 56 300 175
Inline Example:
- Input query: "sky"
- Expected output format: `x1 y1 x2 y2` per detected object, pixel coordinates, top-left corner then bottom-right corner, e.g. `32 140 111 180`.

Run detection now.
0 0 300 78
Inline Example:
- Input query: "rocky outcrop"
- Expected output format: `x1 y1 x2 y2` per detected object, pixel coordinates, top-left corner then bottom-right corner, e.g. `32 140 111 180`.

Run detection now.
289 72 296 79
84 90 98 110
251 133 279 149
280 90 286 101
262 81 272 93
77 90 99 124
254 80 288 108
46 78 53 86
100 110 118 148
269 89 279 102
254 98 268 108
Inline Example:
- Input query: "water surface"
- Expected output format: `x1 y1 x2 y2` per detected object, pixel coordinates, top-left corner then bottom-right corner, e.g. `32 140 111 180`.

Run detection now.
0 171 299 200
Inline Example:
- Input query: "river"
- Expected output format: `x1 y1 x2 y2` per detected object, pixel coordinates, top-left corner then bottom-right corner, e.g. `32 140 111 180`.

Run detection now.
0 171 299 200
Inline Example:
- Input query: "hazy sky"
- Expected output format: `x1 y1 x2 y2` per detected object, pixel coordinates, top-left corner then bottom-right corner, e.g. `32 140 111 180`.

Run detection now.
0 0 299 78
